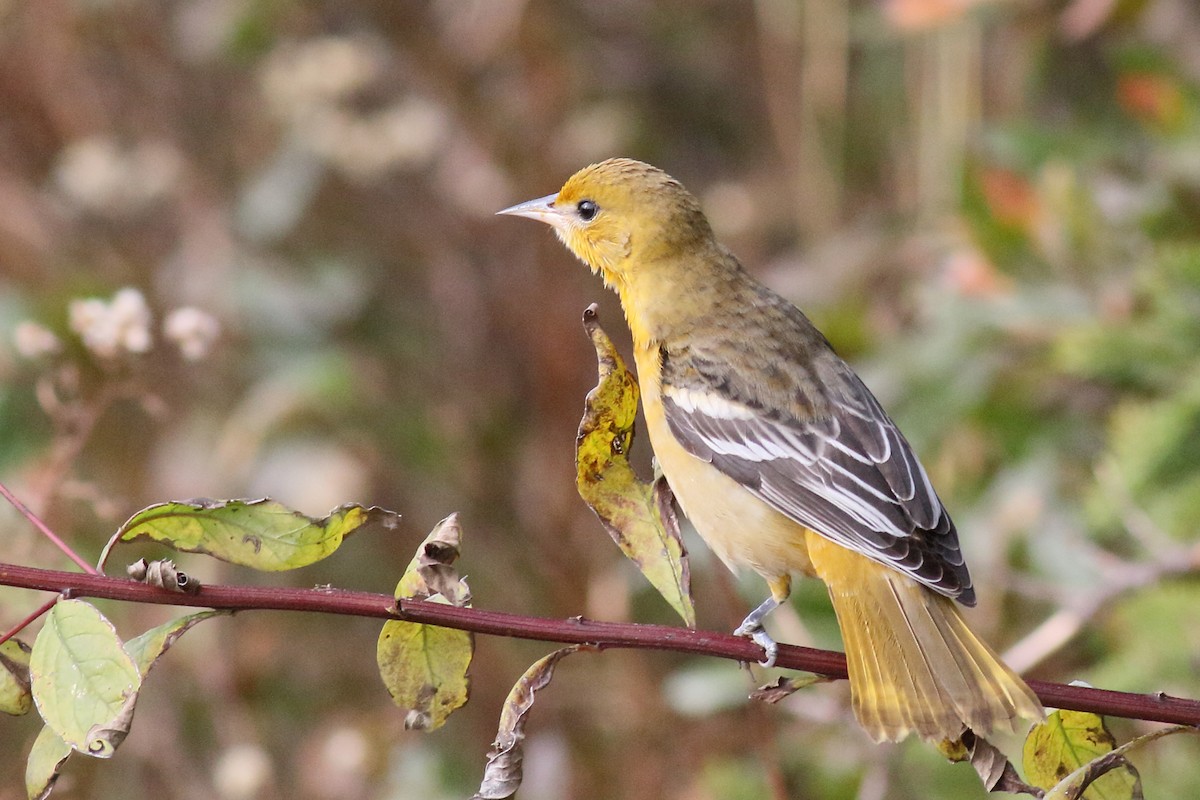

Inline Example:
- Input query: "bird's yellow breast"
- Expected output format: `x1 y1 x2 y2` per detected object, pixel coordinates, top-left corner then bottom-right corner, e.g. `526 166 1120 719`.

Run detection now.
633 339 816 581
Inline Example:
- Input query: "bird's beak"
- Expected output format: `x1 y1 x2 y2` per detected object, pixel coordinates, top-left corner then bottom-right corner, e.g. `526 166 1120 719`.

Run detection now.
496 193 562 226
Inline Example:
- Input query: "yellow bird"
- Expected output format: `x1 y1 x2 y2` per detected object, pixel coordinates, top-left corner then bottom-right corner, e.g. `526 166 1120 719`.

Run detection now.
499 158 1042 743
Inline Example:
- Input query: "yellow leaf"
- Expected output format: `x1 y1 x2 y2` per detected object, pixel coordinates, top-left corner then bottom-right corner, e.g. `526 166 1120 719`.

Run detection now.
0 638 32 716
376 621 472 732
376 515 473 731
99 499 399 572
576 305 695 628
1023 710 1139 800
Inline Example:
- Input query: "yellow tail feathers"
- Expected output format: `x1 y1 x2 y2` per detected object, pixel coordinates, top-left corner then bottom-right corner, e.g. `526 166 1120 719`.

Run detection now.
806 532 1043 743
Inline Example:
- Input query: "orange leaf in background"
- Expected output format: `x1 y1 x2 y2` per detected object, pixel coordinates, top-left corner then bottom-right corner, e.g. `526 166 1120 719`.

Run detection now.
942 250 1013 299
1059 0 1119 41
979 167 1039 230
1117 72 1184 130
883 0 984 31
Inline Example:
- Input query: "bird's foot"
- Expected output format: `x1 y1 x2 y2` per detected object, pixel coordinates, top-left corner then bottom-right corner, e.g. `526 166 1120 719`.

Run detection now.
734 620 779 668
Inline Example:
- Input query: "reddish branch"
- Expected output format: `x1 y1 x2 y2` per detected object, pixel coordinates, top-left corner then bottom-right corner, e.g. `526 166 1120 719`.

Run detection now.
2 561 1199 728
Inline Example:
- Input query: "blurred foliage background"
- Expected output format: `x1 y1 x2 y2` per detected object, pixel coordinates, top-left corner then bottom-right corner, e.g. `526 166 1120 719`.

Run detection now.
2 0 1200 798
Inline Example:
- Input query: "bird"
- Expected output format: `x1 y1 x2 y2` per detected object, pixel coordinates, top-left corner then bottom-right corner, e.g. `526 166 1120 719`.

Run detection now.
498 158 1043 743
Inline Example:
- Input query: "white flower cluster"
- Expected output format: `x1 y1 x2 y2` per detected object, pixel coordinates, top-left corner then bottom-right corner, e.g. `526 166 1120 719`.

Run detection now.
13 287 220 363
259 36 447 180
13 321 62 359
163 306 222 362
69 287 153 358
55 137 182 217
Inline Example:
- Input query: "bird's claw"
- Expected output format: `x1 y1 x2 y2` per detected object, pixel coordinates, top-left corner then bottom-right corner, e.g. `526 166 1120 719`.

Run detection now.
734 621 778 668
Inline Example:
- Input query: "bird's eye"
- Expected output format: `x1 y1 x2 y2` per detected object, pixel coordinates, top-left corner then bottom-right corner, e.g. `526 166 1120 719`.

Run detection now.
576 200 599 222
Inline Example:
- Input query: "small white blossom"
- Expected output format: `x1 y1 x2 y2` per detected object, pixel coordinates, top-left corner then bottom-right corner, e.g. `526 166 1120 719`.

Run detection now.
261 36 382 118
55 137 182 216
13 321 62 359
213 743 273 800
68 287 153 359
163 306 220 361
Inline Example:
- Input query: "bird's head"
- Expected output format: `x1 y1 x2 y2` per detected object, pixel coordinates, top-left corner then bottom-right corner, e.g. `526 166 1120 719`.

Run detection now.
498 158 714 292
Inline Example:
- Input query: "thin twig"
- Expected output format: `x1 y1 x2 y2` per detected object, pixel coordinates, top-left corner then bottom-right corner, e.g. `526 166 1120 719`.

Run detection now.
0 481 97 574
1003 469 1200 673
0 596 58 646
3 561 1200 728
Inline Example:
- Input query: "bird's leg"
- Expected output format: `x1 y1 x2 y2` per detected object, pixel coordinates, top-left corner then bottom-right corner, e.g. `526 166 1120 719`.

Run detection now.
734 574 791 668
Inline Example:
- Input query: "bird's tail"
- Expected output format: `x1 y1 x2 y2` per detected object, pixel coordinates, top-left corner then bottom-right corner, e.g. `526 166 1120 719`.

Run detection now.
805 531 1043 743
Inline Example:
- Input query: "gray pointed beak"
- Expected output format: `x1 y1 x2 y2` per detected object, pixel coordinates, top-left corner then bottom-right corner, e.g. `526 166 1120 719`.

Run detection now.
496 192 562 224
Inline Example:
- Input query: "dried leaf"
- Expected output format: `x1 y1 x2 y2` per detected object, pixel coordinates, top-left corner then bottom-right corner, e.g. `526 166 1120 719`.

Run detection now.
576 305 694 628
942 732 1042 796
396 513 470 606
749 674 829 704
473 646 593 799
126 558 201 594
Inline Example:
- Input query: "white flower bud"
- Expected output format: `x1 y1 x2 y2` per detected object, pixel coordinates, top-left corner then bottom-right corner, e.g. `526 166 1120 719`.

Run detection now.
13 321 62 359
163 306 220 361
68 287 153 358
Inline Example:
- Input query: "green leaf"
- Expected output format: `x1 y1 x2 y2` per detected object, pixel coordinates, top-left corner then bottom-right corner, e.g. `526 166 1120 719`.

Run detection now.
376 621 472 731
1023 710 1139 800
1039 724 1198 800
376 515 473 732
1 638 33 716
575 306 695 628
124 610 229 677
25 725 72 800
1100 375 1200 538
30 600 141 758
99 499 400 571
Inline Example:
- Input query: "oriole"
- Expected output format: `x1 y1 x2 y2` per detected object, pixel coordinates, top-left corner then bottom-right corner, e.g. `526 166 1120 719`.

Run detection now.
499 158 1042 743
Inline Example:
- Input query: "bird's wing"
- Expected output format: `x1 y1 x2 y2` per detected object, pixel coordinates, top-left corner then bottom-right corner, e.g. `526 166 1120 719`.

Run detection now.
661 358 975 604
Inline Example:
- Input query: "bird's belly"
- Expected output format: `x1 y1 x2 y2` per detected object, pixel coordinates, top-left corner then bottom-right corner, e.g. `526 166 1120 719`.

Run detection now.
641 387 815 581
